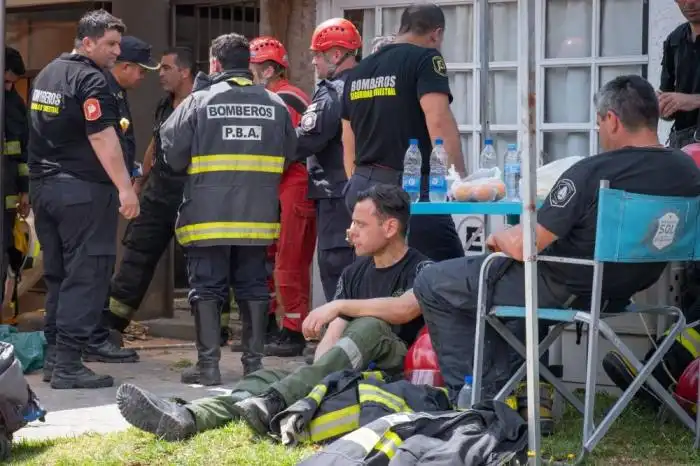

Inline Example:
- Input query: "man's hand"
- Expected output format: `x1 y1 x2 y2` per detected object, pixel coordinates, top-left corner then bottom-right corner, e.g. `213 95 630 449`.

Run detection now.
18 193 30 218
658 92 700 118
486 234 501 252
302 301 342 340
118 186 140 219
132 177 145 197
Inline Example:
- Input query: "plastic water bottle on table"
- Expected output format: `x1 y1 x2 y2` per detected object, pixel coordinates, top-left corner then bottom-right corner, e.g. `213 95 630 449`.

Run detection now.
504 143 521 200
429 138 448 202
479 138 497 170
402 138 422 203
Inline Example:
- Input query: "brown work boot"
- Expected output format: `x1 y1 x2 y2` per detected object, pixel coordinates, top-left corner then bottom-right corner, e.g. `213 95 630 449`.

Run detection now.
515 381 555 436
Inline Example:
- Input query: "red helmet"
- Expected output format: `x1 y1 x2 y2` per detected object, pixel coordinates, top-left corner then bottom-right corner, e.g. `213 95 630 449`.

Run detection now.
681 143 700 169
310 18 362 53
250 36 289 68
674 357 700 414
404 326 444 387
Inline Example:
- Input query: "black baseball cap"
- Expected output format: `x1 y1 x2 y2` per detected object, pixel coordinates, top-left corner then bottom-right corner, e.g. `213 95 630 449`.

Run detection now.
117 36 160 70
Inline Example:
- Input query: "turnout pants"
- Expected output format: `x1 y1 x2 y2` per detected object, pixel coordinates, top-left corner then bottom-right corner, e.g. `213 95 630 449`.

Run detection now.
344 166 464 262
316 197 354 302
187 245 269 305
110 174 184 319
188 368 290 432
412 255 573 401
272 164 317 332
186 317 406 430
30 176 118 351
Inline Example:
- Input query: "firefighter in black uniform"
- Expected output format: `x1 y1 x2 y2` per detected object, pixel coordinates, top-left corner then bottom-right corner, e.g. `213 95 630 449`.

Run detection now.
341 5 465 262
3 47 30 303
102 47 195 345
85 35 158 364
161 33 297 385
29 10 139 390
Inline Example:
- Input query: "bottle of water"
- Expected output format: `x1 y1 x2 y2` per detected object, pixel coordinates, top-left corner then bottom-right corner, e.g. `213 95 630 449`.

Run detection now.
504 143 521 200
457 375 474 410
402 139 422 203
479 138 497 170
429 138 448 202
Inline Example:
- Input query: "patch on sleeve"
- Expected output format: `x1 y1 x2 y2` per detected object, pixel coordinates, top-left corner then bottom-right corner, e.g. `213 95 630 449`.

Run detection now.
549 178 576 208
415 260 435 275
432 55 447 77
83 98 102 121
300 111 318 132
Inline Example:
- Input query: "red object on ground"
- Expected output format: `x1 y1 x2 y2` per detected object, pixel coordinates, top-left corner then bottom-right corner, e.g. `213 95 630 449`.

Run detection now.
674 357 700 414
266 80 317 333
681 143 700 169
404 326 444 387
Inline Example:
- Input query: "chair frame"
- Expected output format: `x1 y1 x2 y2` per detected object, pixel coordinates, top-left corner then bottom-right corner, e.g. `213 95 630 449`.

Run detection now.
470 180 699 462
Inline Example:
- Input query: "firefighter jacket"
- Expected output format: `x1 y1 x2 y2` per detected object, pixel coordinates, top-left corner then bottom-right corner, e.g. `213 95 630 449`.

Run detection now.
4 87 28 212
269 370 451 446
160 70 297 247
298 400 528 466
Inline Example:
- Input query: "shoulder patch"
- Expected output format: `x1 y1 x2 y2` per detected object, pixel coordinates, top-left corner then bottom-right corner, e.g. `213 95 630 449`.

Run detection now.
432 55 447 77
549 178 577 208
83 98 102 121
415 260 435 275
300 111 318 132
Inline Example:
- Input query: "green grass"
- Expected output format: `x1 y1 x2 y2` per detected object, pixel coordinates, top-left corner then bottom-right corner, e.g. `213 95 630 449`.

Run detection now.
7 395 700 466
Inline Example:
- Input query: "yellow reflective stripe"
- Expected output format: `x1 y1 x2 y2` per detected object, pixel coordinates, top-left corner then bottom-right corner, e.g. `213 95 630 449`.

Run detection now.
307 384 328 404
188 154 284 175
3 140 20 156
18 163 28 177
358 384 413 413
361 371 385 382
5 195 18 210
307 404 360 443
228 76 253 86
175 221 280 245
665 327 700 359
375 430 403 460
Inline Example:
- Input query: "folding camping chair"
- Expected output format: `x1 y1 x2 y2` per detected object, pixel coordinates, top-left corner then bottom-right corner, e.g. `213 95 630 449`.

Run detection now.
471 180 700 461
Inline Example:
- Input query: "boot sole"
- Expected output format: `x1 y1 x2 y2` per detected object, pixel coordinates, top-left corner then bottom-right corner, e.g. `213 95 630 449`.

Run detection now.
230 402 270 436
51 376 114 389
116 383 195 442
82 354 140 363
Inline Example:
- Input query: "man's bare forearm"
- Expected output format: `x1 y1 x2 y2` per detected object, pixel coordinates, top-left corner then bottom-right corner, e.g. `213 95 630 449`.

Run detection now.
335 292 421 325
89 127 132 192
427 112 466 176
314 318 347 362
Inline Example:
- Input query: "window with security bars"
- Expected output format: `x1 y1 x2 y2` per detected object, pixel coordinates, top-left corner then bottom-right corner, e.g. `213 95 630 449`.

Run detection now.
172 2 260 74
537 0 649 164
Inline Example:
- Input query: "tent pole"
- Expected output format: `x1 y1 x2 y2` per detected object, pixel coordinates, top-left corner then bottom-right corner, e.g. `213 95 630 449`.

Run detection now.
518 0 541 463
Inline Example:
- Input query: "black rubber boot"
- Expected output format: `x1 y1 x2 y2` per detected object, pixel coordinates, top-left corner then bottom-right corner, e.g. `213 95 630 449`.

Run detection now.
181 300 222 386
83 339 139 363
42 345 56 383
231 312 278 352
116 383 197 441
232 390 286 436
239 301 268 375
51 347 113 390
265 328 306 357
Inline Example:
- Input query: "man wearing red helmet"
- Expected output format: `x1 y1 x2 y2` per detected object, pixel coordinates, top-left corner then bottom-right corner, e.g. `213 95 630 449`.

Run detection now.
249 37 317 358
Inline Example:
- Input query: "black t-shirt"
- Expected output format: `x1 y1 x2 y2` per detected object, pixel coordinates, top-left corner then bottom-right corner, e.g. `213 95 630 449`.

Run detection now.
152 95 178 176
334 247 432 346
539 147 700 301
28 54 119 184
106 72 135 171
341 44 452 175
660 23 700 132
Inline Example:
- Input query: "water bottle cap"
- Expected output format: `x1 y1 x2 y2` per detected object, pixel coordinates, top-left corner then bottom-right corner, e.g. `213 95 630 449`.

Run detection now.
464 375 473 384
409 138 418 145
507 143 517 150
435 138 444 145
484 139 493 145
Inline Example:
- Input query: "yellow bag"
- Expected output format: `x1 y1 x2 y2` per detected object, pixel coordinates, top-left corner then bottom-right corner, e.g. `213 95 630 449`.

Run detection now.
13 216 29 256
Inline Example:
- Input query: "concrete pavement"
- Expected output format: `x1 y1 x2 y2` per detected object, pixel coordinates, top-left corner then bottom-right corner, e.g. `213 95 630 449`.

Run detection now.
16 347 305 441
